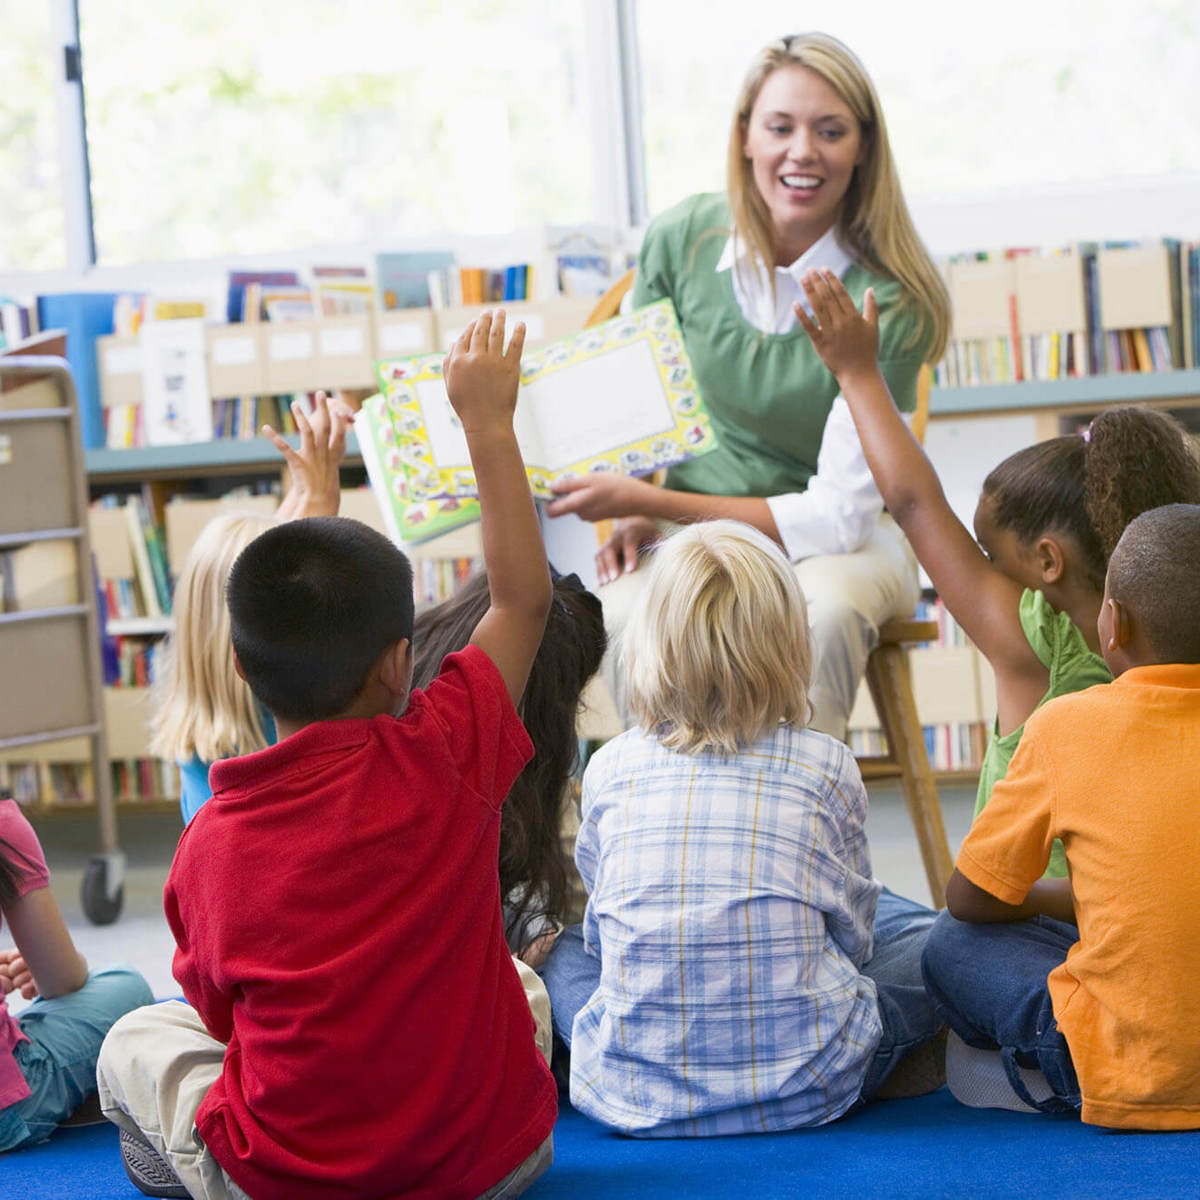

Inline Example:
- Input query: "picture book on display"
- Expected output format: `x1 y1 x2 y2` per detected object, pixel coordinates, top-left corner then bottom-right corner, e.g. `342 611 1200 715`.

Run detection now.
354 299 716 545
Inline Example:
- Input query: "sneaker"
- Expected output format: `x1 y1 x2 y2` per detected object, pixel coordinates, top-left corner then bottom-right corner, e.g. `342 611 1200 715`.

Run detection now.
119 1128 190 1199
873 1027 948 1099
944 1030 1054 1113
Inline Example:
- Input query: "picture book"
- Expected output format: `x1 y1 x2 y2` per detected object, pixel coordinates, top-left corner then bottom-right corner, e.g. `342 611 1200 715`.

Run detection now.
356 299 716 510
375 250 457 310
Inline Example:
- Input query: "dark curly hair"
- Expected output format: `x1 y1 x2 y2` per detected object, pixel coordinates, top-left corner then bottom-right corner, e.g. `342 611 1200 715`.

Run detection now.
981 406 1200 593
412 568 607 953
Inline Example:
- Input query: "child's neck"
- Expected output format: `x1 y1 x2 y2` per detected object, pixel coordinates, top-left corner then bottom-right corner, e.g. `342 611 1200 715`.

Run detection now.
273 689 410 742
1048 582 1102 655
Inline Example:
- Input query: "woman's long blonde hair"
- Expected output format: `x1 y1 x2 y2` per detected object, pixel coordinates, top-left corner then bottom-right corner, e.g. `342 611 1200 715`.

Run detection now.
623 521 813 756
150 511 275 764
726 31 950 361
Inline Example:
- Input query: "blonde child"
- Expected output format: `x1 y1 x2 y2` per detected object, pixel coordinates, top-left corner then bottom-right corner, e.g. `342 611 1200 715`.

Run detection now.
540 520 942 1136
151 391 351 823
0 796 151 1151
794 270 1200 872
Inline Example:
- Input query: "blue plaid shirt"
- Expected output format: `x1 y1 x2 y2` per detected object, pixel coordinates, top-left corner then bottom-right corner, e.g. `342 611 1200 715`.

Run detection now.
570 724 882 1135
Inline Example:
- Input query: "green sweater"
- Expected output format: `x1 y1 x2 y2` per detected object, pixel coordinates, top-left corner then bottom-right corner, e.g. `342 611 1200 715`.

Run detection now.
973 588 1111 878
632 192 931 499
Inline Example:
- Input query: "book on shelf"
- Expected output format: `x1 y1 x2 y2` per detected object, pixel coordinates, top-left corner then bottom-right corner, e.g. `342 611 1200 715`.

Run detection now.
935 237 1197 389
376 250 457 311
355 300 716 549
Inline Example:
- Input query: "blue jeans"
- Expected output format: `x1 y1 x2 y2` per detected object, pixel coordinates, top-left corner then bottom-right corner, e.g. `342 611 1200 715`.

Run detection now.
921 908 1081 1113
0 965 154 1152
541 888 941 1102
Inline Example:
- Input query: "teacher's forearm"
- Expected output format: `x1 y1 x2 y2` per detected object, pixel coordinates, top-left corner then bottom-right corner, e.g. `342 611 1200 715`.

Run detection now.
639 489 782 545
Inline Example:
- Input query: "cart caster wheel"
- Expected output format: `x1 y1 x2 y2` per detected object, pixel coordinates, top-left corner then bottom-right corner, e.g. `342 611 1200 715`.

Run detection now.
82 859 124 925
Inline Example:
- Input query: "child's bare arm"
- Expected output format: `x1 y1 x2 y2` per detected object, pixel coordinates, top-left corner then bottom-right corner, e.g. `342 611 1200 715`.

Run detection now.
3 888 88 1000
945 868 1075 925
266 390 353 520
443 310 551 705
794 269 1040 680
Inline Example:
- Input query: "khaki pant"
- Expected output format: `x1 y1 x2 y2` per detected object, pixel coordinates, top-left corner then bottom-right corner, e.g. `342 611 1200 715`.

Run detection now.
596 512 919 741
97 960 554 1200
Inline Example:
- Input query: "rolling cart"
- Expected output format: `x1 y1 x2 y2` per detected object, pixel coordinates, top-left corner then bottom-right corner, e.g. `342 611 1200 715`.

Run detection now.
0 352 124 924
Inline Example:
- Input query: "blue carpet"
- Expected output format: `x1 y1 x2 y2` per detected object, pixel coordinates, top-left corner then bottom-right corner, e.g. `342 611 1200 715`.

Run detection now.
6 1090 1195 1199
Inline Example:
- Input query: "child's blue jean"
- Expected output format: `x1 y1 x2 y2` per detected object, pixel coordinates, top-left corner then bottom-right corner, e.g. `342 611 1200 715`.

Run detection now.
920 908 1081 1113
541 887 941 1104
0 964 154 1152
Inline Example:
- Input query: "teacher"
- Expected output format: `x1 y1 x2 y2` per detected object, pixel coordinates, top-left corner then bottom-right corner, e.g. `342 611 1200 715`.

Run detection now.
546 31 950 738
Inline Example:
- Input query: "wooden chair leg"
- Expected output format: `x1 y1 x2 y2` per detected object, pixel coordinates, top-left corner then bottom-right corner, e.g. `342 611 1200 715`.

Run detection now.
865 642 955 909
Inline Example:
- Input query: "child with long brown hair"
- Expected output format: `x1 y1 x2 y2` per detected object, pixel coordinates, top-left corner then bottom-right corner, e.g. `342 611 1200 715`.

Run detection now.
794 268 1200 870
412 569 606 965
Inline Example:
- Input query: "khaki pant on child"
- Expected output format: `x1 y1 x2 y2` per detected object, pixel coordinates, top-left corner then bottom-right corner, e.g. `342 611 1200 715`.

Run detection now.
97 960 554 1200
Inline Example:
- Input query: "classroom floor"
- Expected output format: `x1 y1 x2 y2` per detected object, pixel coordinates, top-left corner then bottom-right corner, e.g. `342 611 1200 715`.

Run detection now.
27 780 979 999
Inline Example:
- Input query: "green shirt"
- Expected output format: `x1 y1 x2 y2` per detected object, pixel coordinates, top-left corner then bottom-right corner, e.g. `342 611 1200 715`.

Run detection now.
973 588 1111 877
632 192 931 499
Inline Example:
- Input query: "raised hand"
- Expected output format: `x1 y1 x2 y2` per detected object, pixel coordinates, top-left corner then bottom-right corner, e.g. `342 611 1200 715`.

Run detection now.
444 309 526 436
793 268 880 382
266 389 354 519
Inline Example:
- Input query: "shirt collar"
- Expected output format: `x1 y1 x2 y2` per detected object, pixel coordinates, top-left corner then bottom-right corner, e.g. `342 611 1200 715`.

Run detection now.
715 225 854 282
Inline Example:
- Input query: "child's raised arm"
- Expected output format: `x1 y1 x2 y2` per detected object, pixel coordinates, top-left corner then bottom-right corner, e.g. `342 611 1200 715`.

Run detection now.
443 310 552 705
794 269 1040 682
266 390 354 520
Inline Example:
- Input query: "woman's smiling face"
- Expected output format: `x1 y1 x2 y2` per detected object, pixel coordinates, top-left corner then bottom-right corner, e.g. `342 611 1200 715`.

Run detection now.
742 64 863 264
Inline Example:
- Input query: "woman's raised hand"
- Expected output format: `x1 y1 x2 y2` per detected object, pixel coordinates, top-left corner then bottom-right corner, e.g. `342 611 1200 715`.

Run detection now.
793 269 880 383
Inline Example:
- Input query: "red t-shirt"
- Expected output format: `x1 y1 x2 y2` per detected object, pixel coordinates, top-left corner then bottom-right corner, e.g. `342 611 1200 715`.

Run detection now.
0 799 50 1110
166 646 557 1199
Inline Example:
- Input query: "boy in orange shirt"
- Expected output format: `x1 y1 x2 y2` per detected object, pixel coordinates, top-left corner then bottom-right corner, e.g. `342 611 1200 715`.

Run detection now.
921 503 1200 1130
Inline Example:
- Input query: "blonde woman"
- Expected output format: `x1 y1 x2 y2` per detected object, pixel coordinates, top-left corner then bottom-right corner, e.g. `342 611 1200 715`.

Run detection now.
151 391 351 823
546 32 950 738
538 521 942 1134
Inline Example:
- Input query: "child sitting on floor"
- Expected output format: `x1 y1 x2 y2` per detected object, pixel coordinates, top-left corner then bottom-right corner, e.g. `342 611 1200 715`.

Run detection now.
794 269 1200 877
921 504 1200 1129
540 520 943 1136
97 311 559 1199
0 793 151 1152
151 389 352 824
412 568 606 966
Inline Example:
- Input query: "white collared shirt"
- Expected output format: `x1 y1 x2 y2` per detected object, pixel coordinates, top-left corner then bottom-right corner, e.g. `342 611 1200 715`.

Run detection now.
715 228 911 560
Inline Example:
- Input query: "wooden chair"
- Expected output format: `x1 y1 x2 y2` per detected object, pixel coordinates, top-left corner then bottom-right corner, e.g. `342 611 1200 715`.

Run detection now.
581 273 955 908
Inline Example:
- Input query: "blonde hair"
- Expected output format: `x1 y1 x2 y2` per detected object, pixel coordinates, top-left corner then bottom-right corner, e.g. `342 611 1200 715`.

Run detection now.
622 521 813 755
725 31 950 361
150 511 275 763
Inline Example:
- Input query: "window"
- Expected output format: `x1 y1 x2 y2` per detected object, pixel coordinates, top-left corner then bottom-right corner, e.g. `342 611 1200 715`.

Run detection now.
635 1 1200 232
0 5 68 272
78 0 595 264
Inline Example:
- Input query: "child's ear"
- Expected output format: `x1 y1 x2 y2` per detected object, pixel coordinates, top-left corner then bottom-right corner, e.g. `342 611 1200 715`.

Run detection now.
1105 597 1133 652
379 638 412 697
1034 536 1066 585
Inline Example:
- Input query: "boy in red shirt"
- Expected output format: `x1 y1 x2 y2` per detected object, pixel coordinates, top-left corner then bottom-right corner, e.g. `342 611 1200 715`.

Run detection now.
922 503 1200 1129
98 311 558 1199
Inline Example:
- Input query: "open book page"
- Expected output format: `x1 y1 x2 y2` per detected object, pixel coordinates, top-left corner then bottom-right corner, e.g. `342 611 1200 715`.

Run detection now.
354 400 480 546
364 299 716 502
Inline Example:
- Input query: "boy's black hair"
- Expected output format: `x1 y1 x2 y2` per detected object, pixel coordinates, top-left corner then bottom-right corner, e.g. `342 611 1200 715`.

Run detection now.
1108 504 1200 664
227 516 414 723
981 407 1200 592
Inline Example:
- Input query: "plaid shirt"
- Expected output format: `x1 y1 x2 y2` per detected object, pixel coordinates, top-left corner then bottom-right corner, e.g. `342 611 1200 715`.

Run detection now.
570 724 882 1136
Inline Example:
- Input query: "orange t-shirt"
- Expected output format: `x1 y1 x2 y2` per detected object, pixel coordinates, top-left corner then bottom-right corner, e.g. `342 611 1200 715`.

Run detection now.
957 663 1200 1131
